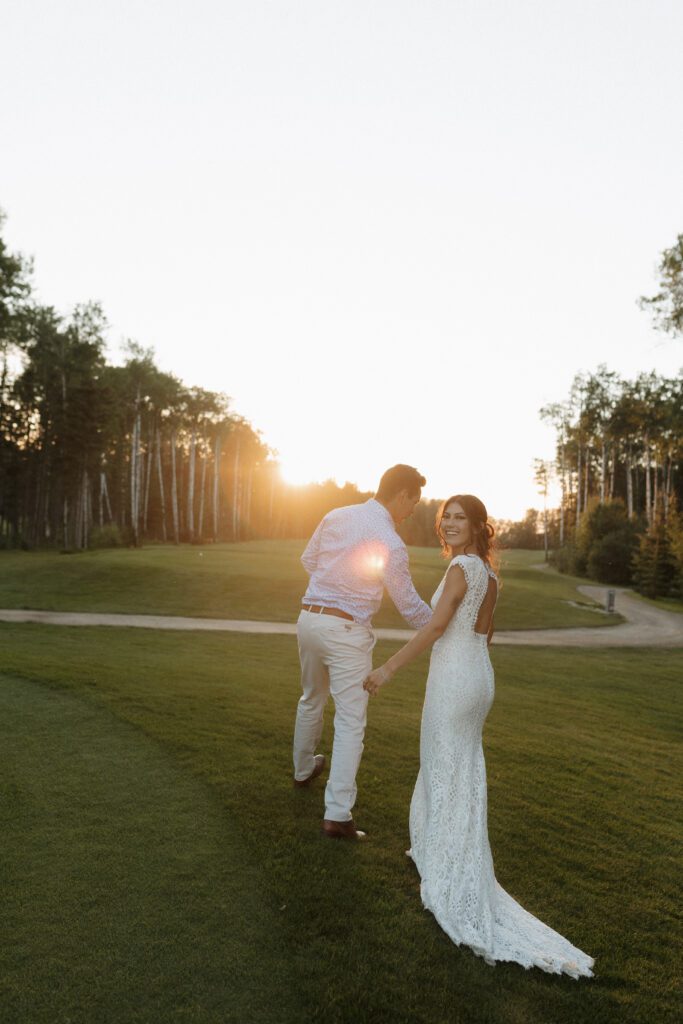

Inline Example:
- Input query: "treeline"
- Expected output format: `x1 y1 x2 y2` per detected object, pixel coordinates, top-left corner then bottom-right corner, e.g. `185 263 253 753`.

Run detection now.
0 215 453 551
496 509 560 551
540 367 682 537
0 216 360 548
539 366 683 598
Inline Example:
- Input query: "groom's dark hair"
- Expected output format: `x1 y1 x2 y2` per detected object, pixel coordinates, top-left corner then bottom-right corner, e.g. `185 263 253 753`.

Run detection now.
376 465 426 502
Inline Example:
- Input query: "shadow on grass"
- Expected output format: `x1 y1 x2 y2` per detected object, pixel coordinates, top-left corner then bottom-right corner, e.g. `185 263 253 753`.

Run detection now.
0 676 301 1024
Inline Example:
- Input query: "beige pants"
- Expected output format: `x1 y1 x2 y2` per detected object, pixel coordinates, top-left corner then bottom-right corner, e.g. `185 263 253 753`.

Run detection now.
293 610 375 822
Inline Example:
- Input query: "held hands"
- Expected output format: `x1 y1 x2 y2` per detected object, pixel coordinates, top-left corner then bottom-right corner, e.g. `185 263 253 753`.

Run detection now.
363 663 394 697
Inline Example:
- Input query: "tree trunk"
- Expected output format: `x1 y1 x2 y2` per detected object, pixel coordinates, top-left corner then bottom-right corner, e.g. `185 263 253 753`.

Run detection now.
558 440 566 546
644 435 651 525
75 478 83 551
212 434 222 542
232 438 241 541
156 431 167 542
130 415 137 541
626 445 634 518
130 405 141 545
198 450 207 540
243 465 253 535
269 470 276 533
143 423 154 534
664 454 672 520
100 470 113 524
600 440 606 503
178 446 185 536
81 469 90 549
119 442 127 530
137 444 144 542
43 466 52 542
187 428 196 541
170 430 180 543
81 471 86 549
575 444 582 529
609 445 616 499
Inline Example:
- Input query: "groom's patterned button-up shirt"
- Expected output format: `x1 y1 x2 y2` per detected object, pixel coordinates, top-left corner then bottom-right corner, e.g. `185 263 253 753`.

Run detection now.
301 498 432 630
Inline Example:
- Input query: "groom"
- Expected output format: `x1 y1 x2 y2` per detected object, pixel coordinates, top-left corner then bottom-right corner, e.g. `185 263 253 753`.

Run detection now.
292 464 432 840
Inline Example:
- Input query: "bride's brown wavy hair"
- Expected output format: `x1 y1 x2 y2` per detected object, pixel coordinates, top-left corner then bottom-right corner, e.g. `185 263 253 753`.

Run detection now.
435 494 499 573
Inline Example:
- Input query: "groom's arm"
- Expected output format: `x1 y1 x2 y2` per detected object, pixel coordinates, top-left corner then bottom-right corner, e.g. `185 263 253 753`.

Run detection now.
301 519 324 575
384 545 432 629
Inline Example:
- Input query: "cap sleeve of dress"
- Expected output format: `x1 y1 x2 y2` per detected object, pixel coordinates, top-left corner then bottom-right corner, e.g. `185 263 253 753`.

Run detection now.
448 554 480 590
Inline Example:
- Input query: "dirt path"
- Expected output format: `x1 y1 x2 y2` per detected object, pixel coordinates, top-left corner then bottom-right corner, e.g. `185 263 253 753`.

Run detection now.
489 586 682 647
0 586 680 646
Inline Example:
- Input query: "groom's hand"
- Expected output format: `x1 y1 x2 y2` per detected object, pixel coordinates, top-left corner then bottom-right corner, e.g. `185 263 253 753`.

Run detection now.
363 665 392 696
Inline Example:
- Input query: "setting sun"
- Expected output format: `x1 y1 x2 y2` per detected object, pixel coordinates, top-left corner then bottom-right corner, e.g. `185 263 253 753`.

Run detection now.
278 460 321 488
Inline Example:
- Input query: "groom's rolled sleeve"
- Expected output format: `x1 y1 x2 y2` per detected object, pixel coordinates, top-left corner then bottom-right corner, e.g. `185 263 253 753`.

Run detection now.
384 545 432 629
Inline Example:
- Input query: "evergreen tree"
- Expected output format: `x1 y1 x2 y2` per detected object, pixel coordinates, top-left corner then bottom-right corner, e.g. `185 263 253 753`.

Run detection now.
664 499 683 598
632 515 678 599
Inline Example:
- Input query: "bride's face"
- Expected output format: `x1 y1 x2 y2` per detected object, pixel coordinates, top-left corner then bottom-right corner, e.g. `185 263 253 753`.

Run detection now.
440 501 472 550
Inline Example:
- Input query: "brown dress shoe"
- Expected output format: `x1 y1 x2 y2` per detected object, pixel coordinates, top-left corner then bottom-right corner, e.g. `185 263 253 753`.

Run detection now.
293 754 326 788
321 818 367 841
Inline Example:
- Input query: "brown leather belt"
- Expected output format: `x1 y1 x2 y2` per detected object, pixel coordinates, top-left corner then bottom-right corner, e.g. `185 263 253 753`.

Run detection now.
302 604 354 622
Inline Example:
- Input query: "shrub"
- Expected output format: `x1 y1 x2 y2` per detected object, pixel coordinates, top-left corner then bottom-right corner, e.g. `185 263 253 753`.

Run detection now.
571 501 642 584
554 503 644 583
88 525 123 549
550 544 583 575
587 531 639 585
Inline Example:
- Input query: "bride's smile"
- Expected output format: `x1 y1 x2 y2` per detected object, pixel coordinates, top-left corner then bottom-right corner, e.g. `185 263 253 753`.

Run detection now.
439 501 472 553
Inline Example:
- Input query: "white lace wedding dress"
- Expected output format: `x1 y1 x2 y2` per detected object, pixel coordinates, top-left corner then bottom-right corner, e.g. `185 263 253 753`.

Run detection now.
408 554 594 978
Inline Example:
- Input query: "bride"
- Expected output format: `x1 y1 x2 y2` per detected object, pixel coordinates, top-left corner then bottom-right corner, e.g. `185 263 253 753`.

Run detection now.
364 494 594 979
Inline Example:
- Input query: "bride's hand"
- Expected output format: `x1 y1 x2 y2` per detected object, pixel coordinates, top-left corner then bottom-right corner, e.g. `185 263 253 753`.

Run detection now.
363 664 393 696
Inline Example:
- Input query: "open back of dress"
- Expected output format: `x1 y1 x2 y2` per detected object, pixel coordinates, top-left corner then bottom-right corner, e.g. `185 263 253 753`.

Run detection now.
474 574 498 637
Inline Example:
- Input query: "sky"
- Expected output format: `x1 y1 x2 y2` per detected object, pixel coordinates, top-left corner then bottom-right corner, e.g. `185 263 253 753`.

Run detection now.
1 0 682 519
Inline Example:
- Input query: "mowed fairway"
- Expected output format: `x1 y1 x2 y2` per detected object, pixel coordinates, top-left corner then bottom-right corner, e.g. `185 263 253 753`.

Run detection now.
0 543 621 630
1 622 680 1024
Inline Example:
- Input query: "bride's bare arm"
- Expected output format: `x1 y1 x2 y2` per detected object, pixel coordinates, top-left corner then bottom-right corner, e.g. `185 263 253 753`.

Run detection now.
364 566 467 696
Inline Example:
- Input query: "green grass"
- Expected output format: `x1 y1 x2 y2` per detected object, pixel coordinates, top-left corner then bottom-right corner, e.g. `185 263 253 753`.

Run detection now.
0 543 621 630
2 624 680 1024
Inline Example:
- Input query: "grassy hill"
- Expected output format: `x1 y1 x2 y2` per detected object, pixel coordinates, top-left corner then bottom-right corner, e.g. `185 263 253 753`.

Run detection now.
0 543 620 631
